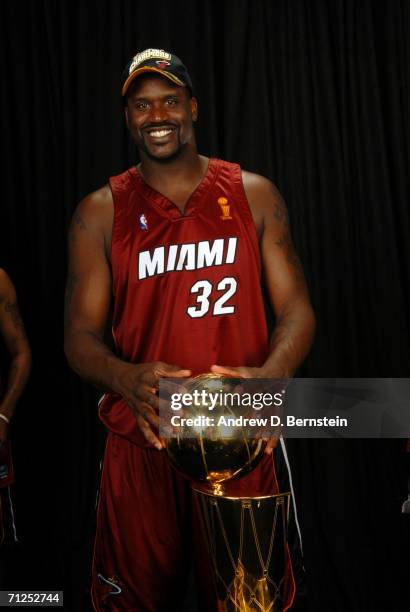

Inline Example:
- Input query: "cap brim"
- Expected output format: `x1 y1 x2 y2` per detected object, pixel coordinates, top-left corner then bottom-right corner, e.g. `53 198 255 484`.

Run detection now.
122 67 186 96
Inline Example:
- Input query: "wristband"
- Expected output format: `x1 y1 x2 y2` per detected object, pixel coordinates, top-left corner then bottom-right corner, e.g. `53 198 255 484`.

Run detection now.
0 413 10 425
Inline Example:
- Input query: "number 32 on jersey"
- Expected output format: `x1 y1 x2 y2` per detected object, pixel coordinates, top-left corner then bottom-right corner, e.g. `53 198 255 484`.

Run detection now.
187 277 238 318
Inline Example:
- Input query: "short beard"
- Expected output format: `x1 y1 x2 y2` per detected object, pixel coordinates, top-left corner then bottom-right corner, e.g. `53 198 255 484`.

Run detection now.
138 130 186 164
142 146 186 164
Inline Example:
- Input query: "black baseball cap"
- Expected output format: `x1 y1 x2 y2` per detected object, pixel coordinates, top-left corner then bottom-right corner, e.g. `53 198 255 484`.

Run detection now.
121 48 194 97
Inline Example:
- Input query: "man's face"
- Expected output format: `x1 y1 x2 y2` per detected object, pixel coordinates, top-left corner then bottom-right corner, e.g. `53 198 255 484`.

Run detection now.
124 74 198 161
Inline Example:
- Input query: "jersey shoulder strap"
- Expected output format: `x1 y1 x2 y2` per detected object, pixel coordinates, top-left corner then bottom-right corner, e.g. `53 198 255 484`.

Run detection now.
109 168 136 199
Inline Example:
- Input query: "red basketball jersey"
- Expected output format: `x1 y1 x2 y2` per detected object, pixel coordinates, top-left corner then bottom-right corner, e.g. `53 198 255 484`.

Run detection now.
99 158 269 444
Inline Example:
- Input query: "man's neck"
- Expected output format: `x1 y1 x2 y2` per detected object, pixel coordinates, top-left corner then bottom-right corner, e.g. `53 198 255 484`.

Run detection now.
138 147 208 194
138 153 209 213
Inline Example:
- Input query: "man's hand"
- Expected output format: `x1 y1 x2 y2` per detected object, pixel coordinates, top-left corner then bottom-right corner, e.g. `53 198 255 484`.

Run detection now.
116 361 191 450
263 437 279 454
211 364 283 455
210 364 267 379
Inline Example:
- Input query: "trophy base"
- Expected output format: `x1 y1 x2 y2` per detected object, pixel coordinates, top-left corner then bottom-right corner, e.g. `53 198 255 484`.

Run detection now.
193 489 291 612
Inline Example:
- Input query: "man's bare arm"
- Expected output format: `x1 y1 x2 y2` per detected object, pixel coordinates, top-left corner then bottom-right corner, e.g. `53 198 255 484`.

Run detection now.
257 175 315 378
210 172 315 454
0 269 32 431
63 186 190 449
63 186 124 391
212 172 315 379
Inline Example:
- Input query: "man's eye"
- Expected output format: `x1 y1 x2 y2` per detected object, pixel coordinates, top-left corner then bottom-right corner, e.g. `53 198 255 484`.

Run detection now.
166 98 178 106
135 102 148 110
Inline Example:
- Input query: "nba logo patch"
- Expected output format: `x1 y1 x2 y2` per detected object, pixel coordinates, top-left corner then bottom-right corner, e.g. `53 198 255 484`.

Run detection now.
139 214 148 230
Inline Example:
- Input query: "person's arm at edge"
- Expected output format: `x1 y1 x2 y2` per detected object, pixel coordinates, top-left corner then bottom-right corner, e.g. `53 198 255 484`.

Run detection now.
0 269 32 423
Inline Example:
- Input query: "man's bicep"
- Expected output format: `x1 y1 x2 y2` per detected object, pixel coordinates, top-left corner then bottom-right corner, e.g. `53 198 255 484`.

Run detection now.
261 191 309 315
65 201 112 338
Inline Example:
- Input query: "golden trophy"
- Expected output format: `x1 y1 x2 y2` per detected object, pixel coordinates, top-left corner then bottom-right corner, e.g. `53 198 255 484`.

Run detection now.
163 374 291 611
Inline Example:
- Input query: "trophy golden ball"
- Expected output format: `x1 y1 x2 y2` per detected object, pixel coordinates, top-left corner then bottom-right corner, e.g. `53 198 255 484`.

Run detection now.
164 374 266 492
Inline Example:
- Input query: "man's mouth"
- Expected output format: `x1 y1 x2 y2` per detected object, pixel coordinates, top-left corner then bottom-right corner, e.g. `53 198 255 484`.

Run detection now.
145 126 176 139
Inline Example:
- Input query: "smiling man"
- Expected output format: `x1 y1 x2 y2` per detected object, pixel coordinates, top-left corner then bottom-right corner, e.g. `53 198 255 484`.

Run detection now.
64 48 315 611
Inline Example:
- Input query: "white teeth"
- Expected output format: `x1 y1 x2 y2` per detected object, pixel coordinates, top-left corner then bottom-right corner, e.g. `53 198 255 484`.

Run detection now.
149 129 173 138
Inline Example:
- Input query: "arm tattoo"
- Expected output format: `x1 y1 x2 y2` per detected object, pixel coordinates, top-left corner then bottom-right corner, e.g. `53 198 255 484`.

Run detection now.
275 230 305 282
273 199 289 227
73 212 88 230
269 186 305 282
68 212 89 248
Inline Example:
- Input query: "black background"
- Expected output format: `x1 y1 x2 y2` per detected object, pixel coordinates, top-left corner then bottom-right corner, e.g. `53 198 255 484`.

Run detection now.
0 1 409 610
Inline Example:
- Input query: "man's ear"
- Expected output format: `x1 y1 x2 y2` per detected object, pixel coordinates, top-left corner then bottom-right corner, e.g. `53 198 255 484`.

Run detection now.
124 106 130 129
191 97 198 122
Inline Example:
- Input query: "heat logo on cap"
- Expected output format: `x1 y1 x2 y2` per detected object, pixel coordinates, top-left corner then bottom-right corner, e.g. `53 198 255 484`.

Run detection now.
156 60 171 69
217 197 232 220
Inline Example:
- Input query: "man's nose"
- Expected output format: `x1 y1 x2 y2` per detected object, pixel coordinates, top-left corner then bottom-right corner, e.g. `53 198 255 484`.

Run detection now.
149 105 169 123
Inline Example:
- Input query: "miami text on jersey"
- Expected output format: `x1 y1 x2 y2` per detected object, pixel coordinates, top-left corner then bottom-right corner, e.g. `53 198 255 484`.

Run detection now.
138 237 238 280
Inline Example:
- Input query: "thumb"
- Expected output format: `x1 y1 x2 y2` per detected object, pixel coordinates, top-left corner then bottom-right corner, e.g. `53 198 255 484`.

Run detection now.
211 364 243 377
156 364 191 378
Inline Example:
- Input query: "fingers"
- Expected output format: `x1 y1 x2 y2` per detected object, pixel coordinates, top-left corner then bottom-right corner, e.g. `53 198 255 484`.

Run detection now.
154 363 191 379
123 362 193 451
126 389 159 425
129 397 162 450
136 414 163 450
264 436 279 454
210 364 245 377
136 383 159 411
127 397 163 450
140 363 191 388
165 369 192 378
139 401 159 428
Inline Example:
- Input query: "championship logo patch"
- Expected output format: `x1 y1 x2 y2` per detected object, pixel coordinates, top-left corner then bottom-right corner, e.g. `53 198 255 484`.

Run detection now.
139 214 148 230
129 49 172 74
217 197 232 220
